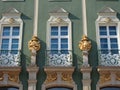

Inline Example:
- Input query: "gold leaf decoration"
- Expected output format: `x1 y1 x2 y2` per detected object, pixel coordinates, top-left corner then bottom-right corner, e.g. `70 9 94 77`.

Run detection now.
45 72 57 83
61 72 72 82
28 36 40 51
79 35 91 51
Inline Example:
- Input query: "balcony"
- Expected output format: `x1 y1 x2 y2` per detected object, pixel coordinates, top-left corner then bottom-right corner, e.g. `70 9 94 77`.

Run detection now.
98 50 120 66
46 50 72 66
0 50 21 67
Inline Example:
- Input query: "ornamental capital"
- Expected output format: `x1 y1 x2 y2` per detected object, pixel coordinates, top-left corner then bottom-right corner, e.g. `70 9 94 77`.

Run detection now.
79 35 91 51
28 36 40 51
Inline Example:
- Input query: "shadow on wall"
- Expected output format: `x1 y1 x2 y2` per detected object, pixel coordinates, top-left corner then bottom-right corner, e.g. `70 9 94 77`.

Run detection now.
69 13 80 20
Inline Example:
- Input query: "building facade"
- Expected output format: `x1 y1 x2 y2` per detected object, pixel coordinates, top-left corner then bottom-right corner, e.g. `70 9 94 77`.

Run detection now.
0 0 120 90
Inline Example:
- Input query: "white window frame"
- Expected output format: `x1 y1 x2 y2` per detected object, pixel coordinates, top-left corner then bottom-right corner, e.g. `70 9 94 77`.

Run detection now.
0 25 22 51
46 8 72 66
46 8 72 51
96 7 120 51
0 8 23 51
97 23 120 51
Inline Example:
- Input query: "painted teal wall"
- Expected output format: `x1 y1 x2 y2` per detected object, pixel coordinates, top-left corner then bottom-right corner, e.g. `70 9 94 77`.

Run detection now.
0 0 120 90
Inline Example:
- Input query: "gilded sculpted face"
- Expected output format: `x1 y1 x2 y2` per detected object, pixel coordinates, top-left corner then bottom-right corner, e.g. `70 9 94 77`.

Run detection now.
28 36 40 51
79 35 91 51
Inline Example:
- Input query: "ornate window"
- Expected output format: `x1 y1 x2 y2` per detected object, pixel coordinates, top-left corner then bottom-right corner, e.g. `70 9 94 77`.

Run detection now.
46 8 72 66
96 7 120 66
0 8 23 67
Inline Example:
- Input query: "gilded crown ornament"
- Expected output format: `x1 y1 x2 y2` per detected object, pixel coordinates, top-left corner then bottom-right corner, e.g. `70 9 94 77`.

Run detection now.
28 36 40 51
79 35 91 51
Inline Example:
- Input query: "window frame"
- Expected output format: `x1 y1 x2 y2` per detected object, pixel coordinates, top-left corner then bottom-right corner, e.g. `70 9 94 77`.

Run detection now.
0 25 22 52
97 23 120 51
49 25 70 51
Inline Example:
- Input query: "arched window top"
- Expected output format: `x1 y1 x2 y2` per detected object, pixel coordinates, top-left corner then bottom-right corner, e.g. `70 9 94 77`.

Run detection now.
47 87 73 90
101 86 120 90
0 87 19 90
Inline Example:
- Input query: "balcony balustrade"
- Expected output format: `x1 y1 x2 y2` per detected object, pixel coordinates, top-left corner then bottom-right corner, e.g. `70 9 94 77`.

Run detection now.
46 50 72 66
98 50 120 66
0 50 21 67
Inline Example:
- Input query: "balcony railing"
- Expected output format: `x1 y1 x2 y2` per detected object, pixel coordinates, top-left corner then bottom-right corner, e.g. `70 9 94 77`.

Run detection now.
46 50 72 66
98 50 120 66
0 50 21 67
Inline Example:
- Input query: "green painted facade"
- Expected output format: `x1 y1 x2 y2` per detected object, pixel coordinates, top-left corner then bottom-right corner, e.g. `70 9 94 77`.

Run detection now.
0 0 120 90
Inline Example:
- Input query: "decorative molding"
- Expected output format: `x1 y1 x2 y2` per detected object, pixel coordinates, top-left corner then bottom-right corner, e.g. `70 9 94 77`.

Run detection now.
28 36 40 52
97 66 120 90
79 35 91 66
42 67 77 90
48 8 70 24
1 8 22 24
0 67 21 87
96 7 119 23
79 35 91 51
44 72 57 83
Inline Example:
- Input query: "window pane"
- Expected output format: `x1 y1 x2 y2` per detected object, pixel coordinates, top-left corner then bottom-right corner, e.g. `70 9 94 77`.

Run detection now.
100 38 108 49
51 39 58 44
61 38 68 43
100 38 107 43
2 27 10 36
109 26 117 35
51 44 58 49
110 38 117 43
61 26 68 35
99 26 107 35
1 39 9 50
61 44 68 49
110 38 118 49
11 39 19 50
61 38 68 50
51 26 58 36
51 39 58 50
12 27 20 36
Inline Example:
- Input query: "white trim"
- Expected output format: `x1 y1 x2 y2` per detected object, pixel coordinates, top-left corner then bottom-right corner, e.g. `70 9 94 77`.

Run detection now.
46 8 72 51
0 8 23 51
96 7 120 50
33 0 39 36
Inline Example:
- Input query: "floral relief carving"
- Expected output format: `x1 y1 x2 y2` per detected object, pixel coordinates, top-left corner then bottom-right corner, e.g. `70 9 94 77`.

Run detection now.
0 73 4 81
45 72 57 83
8 72 19 83
61 72 72 82
116 72 120 81
99 72 111 84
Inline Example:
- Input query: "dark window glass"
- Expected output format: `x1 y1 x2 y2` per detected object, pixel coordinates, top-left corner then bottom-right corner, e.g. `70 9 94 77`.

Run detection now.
99 26 107 35
101 87 120 90
109 26 117 35
47 87 72 90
